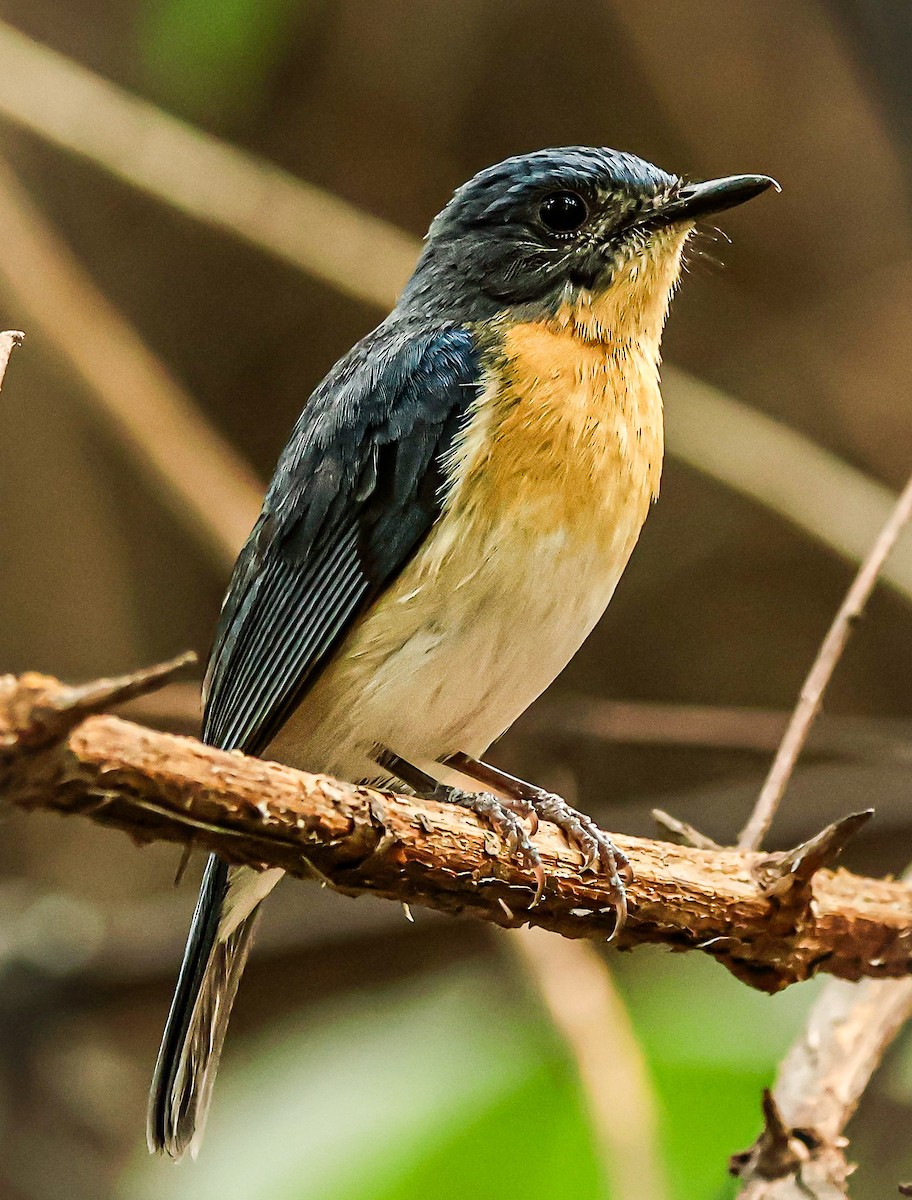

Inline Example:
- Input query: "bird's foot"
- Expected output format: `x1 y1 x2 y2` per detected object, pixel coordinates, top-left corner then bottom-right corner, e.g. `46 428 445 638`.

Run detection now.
523 790 630 933
377 748 628 925
439 784 629 928
441 753 630 932
442 787 547 905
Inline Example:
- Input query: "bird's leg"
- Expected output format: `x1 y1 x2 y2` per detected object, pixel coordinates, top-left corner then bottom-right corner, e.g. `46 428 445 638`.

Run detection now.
375 748 545 905
443 751 631 929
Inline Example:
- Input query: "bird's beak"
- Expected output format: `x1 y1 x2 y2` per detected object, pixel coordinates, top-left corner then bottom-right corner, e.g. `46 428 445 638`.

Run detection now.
648 174 779 228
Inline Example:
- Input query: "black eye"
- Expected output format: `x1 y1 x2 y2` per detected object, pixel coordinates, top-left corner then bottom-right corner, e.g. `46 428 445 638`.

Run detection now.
538 190 589 235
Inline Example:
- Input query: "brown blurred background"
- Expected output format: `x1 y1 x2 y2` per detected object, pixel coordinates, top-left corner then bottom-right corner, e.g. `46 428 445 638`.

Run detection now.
0 2 911 1198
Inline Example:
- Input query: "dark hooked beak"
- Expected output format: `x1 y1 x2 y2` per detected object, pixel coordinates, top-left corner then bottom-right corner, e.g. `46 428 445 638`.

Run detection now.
648 174 779 228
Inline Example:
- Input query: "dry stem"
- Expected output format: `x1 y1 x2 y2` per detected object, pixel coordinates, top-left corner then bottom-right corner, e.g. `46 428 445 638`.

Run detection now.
0 328 23 389
739 467 912 851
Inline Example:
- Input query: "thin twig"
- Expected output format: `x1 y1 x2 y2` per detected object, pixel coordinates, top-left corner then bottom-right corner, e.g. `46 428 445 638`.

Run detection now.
0 158 261 568
0 328 23 390
739 468 912 850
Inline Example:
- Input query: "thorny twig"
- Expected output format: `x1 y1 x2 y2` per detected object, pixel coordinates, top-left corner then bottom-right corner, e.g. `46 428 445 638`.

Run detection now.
0 662 909 993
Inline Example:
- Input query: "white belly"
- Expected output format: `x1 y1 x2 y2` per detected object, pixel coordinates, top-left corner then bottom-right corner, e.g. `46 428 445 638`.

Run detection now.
266 505 643 784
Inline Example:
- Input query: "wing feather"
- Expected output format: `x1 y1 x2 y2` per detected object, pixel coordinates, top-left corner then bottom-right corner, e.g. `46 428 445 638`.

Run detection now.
149 324 481 1158
202 323 480 756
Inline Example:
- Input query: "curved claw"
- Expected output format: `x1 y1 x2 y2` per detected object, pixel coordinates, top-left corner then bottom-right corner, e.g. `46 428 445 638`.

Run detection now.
502 795 540 838
604 879 628 942
615 849 634 888
528 861 546 908
442 785 628 920
513 839 545 906
596 834 632 888
581 841 601 873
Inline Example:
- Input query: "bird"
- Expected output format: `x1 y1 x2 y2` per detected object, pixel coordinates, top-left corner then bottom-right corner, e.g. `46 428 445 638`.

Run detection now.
147 146 774 1158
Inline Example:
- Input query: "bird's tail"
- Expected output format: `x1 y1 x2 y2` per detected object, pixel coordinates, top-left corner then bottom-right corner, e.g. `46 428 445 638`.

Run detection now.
147 855 264 1159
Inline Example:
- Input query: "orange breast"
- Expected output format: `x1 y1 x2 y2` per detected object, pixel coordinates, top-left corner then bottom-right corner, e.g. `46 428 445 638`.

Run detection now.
444 301 666 555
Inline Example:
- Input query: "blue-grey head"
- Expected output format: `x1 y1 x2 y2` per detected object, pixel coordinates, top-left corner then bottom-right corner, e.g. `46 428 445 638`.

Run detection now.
400 146 775 326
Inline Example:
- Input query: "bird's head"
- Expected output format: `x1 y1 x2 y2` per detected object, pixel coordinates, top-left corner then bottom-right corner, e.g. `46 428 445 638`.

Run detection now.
402 146 775 343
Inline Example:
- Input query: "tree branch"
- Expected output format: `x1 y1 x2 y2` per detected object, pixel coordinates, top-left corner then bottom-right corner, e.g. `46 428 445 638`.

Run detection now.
730 970 912 1197
1 663 911 994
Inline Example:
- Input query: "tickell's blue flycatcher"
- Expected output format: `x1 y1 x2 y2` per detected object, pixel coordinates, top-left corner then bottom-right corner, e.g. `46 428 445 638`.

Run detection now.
148 146 775 1158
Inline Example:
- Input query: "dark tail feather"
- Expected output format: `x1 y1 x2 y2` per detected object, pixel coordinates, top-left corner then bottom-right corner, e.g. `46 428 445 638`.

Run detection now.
147 855 261 1159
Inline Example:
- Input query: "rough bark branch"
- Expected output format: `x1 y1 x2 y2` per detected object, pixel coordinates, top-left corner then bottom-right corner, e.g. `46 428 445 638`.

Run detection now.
730 970 912 1198
1 663 911 995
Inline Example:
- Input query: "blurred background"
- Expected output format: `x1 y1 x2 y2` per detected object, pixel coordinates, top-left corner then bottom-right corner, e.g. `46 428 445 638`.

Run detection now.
0 1 911 1196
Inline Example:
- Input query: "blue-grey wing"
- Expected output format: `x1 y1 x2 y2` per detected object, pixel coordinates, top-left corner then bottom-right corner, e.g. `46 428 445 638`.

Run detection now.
202 323 481 756
148 323 481 1157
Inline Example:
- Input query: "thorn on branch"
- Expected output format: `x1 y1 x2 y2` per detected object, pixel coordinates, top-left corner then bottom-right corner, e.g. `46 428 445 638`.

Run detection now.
364 793 399 864
752 811 874 898
62 652 199 716
0 652 197 757
729 1089 825 1182
651 807 722 850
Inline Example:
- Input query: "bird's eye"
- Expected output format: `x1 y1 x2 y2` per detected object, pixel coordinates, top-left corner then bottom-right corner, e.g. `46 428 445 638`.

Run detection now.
538 190 589 235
